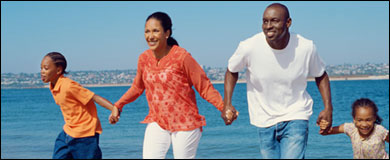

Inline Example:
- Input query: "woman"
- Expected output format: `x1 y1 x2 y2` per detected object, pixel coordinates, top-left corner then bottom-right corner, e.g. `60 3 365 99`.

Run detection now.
109 11 237 159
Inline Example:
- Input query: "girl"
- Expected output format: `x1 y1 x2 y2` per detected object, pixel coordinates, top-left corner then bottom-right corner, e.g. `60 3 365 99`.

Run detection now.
320 98 389 159
41 52 116 159
108 11 238 159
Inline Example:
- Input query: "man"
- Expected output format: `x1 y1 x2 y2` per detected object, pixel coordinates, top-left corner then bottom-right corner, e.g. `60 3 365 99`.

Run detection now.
221 3 333 159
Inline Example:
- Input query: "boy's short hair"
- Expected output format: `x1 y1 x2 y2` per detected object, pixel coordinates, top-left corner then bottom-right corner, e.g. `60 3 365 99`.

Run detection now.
45 52 68 75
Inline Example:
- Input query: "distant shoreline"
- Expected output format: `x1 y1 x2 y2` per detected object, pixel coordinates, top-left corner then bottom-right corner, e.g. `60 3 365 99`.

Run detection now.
1 75 388 89
50 75 390 87
211 75 390 84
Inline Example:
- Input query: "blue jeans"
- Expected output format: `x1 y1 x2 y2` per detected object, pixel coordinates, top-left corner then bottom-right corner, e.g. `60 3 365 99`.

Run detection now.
53 130 102 159
257 120 308 159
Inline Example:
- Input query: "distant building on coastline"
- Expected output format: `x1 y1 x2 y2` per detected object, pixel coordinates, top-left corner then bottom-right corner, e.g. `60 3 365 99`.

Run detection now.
1 63 389 89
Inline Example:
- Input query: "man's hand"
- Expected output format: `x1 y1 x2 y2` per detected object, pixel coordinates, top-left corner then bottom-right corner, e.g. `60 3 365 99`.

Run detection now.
316 108 332 134
221 104 239 125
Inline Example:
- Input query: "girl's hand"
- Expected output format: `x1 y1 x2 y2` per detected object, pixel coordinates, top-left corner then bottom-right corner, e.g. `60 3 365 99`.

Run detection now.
109 107 121 124
319 119 329 130
318 119 333 135
316 109 333 134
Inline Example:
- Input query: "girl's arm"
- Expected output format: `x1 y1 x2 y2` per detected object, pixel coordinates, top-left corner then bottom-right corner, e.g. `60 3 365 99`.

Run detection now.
92 94 114 111
321 123 345 135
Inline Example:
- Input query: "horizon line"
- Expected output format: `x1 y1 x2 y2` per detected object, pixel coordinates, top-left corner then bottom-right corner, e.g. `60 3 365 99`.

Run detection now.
1 62 389 74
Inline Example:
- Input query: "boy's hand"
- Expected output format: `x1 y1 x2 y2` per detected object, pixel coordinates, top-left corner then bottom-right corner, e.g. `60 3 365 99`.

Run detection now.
109 107 121 124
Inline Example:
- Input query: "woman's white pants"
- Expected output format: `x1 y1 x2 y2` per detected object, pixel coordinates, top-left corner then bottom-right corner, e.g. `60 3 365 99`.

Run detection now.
143 122 202 159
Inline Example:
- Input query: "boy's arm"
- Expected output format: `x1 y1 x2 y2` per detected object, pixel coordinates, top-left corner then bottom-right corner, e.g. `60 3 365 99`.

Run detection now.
92 94 114 111
92 94 120 124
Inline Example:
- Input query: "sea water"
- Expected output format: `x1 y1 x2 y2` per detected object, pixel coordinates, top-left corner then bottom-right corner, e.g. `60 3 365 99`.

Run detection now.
1 80 389 159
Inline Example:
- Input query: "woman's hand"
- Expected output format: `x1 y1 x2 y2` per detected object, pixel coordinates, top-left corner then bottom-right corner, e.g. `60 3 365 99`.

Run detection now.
109 107 121 124
221 104 239 125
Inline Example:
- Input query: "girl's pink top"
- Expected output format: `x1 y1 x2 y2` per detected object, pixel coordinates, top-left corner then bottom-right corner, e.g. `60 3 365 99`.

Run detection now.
344 122 389 159
114 45 224 132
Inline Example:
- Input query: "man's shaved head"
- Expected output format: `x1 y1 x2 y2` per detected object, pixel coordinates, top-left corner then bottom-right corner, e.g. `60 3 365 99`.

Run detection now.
262 3 292 49
266 3 290 21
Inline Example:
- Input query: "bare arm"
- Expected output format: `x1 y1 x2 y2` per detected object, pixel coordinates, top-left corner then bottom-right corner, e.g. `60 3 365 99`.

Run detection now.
222 69 239 125
321 124 345 135
92 94 122 124
93 94 114 111
315 71 333 134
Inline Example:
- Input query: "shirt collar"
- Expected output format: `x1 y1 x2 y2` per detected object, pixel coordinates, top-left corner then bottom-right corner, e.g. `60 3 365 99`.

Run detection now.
50 75 65 92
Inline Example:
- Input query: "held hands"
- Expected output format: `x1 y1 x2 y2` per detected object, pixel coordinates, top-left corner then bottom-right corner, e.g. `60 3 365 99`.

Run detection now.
316 109 333 135
221 104 239 125
318 119 333 135
109 106 121 124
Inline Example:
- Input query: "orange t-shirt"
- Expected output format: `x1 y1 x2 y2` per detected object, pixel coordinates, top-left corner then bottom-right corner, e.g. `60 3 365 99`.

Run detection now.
115 45 224 132
50 75 102 138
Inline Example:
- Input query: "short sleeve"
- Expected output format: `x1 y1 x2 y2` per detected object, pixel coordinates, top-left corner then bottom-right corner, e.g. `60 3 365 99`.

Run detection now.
228 42 247 73
343 122 355 136
67 81 95 106
308 44 326 77
376 125 389 141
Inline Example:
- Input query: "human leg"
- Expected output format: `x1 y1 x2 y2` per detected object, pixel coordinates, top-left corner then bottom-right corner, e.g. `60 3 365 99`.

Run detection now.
257 125 280 159
68 133 102 159
143 122 172 159
52 130 72 159
279 120 308 159
171 128 202 159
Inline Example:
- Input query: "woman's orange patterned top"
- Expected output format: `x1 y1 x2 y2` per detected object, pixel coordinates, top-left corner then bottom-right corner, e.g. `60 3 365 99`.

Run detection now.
114 45 224 132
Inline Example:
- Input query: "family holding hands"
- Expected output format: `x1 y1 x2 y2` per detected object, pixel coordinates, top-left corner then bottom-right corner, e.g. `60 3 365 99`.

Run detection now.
40 3 388 159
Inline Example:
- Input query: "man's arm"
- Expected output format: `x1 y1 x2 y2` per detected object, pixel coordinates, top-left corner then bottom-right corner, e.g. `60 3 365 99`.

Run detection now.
222 69 239 125
315 71 333 134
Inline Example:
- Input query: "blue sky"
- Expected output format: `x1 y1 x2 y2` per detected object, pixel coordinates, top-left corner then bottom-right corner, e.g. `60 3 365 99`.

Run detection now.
1 1 389 74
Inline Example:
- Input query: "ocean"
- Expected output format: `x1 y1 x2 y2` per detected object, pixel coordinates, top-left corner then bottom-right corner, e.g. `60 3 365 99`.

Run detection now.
1 80 389 159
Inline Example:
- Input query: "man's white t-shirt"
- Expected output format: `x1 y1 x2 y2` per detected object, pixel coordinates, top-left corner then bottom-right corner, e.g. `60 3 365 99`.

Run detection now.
228 32 326 128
